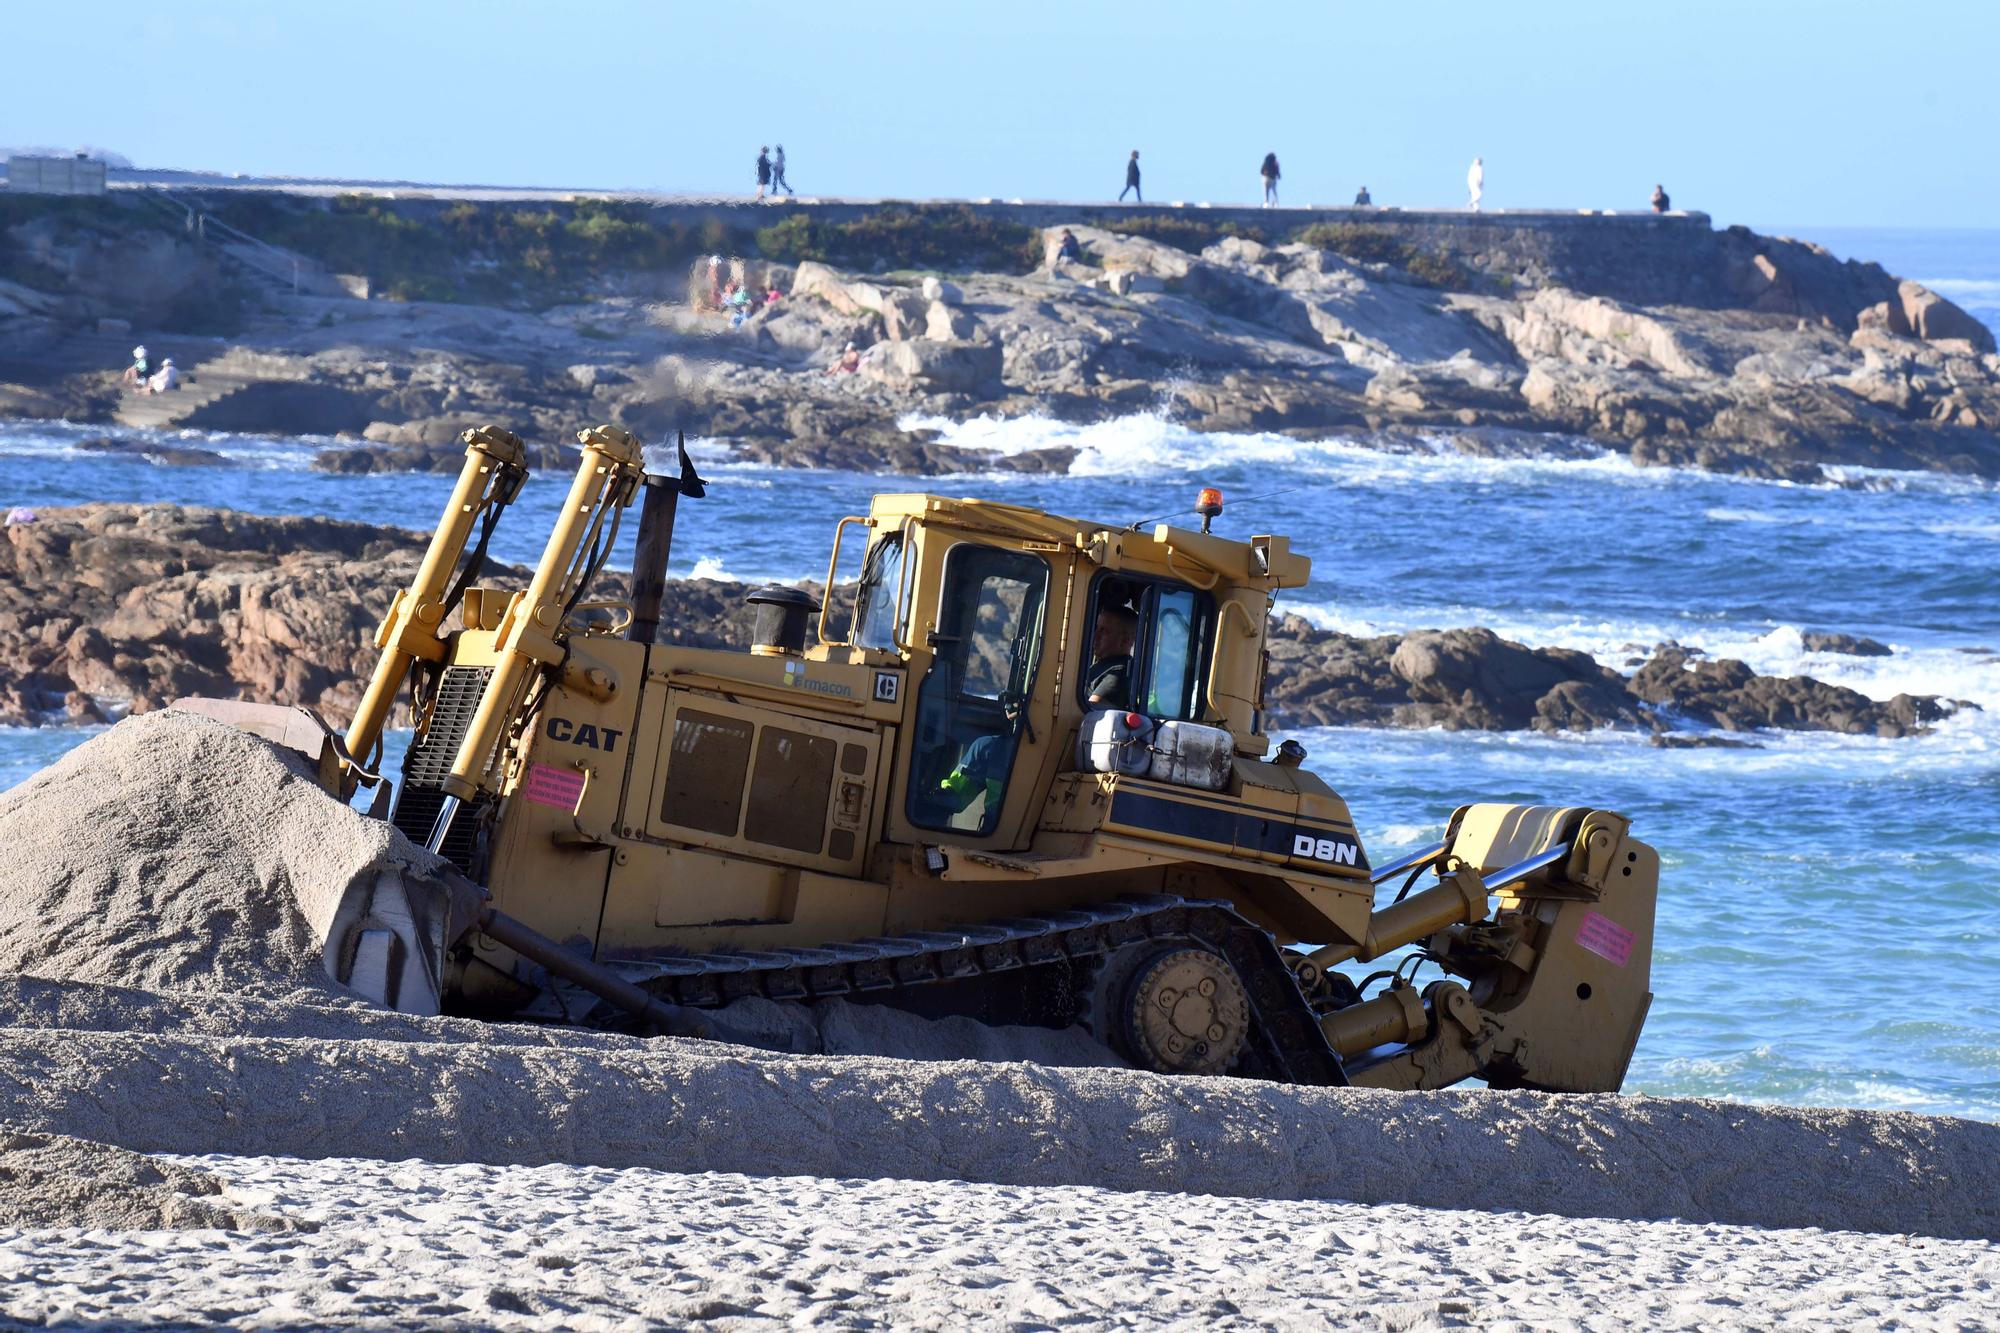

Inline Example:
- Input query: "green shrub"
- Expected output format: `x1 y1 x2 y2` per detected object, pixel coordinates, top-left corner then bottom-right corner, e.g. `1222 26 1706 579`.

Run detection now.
754 205 1039 273
1098 215 1268 254
1291 223 1475 290
209 195 750 306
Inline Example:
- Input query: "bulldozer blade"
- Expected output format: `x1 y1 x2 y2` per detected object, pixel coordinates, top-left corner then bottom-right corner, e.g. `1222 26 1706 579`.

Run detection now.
315 864 489 1016
168 697 483 1015
168 698 347 794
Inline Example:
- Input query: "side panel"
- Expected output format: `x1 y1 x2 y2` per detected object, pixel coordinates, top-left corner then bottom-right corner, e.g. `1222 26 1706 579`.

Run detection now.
642 689 882 878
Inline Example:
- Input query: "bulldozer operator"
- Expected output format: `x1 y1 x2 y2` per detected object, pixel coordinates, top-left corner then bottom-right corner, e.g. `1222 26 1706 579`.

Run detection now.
1087 599 1140 709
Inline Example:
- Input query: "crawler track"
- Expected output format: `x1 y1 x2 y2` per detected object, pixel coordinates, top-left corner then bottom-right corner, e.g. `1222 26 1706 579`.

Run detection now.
593 895 1348 1086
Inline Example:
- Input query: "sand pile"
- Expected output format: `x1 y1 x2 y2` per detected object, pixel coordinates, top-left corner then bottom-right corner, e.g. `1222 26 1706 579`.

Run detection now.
3 1008 1995 1241
0 711 464 1007
0 1127 304 1232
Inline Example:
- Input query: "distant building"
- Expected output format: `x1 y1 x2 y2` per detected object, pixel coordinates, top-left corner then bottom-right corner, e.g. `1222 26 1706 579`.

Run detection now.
5 153 108 196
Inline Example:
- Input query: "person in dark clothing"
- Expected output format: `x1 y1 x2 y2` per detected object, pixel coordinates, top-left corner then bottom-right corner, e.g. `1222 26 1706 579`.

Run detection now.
1087 604 1139 707
1056 228 1083 263
1260 152 1281 207
755 147 772 200
772 143 793 195
1651 184 1671 213
1120 150 1142 202
1353 185 1372 206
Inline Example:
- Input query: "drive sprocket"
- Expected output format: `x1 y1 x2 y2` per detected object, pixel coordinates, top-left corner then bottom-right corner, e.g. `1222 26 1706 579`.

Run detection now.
1081 940 1251 1075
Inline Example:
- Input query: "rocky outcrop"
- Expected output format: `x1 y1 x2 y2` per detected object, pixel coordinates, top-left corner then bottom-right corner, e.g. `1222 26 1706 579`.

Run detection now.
0 506 1974 739
6 202 1996 481
1262 616 1966 738
1627 648 1951 737
0 505 752 727
315 436 575 475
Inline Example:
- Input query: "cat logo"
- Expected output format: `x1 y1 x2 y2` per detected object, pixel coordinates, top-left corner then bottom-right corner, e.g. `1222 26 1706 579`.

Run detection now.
1292 832 1360 866
545 716 624 753
873 671 900 703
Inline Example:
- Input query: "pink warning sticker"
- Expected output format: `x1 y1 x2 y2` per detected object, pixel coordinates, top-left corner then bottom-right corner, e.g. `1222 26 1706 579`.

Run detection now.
522 763 587 812
1575 910 1636 967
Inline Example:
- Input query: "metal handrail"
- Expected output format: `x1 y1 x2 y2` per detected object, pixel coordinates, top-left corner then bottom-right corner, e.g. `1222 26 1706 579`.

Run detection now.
136 186 310 293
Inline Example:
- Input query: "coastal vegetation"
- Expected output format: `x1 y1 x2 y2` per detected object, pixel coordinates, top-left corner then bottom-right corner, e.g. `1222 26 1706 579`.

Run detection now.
212 195 748 304
753 205 1041 274
1290 222 1473 289
1095 215 1268 253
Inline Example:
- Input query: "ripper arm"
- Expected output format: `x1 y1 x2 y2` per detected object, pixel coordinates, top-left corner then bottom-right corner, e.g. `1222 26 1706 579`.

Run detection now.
435 424 647 804
343 427 530 784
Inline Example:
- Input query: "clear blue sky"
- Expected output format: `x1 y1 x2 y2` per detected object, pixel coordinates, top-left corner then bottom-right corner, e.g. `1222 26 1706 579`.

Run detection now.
5 0 1995 227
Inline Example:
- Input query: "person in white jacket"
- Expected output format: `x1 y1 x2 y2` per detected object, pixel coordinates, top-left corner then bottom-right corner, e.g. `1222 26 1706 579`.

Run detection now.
1467 156 1485 212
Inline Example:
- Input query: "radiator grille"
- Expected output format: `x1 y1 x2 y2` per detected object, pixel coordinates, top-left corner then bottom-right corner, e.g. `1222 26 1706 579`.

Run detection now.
391 665 495 876
404 666 494 787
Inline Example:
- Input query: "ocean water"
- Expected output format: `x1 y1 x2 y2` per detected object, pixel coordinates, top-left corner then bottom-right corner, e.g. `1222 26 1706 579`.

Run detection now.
1 231 1995 1120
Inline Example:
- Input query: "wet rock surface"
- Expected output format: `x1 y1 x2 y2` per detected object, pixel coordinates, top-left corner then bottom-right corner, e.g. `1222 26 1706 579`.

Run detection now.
0 504 1965 738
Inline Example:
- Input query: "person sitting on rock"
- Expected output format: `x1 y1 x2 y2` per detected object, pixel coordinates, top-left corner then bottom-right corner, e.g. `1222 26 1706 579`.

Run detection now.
145 358 180 394
724 281 753 327
1086 603 1140 709
122 345 150 389
1056 229 1083 263
1651 184 1671 213
825 342 862 375
763 281 783 307
1354 185 1373 206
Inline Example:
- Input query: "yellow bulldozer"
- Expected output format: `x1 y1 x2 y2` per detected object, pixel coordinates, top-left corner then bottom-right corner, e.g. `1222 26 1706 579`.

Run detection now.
199 423 1659 1091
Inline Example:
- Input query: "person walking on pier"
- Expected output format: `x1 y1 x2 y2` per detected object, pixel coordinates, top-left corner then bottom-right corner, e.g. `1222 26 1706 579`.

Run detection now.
755 147 773 201
772 144 794 195
1651 183 1671 213
1467 156 1485 211
1353 185 1372 206
1120 150 1142 202
1260 152 1281 207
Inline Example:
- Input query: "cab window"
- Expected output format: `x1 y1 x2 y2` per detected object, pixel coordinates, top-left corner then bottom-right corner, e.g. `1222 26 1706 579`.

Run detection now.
1080 575 1213 722
852 529 908 650
907 544 1050 837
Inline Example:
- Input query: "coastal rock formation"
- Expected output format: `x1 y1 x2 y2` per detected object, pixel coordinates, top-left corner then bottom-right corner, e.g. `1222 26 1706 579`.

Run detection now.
0 505 1965 738
4 198 1995 481
0 504 753 727
1627 647 1953 736
1261 615 1963 738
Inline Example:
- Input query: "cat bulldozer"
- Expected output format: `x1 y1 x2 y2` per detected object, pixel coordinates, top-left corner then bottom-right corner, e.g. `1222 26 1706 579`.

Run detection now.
213 423 1661 1091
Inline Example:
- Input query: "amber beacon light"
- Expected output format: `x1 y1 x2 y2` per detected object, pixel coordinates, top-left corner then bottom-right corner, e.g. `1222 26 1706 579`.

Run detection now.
1195 487 1224 532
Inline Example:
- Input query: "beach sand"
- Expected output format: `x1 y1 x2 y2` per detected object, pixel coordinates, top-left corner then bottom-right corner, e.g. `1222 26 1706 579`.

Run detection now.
0 714 1994 1327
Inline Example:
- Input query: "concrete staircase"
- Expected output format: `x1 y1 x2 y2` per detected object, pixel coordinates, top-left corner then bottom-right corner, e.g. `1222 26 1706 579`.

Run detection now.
112 346 307 430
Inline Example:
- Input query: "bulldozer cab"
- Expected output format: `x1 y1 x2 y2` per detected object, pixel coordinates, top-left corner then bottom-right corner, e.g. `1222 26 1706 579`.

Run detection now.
810 493 1311 855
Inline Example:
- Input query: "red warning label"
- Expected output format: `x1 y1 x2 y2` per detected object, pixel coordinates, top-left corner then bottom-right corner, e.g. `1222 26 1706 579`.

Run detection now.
1576 910 1636 967
522 763 586 812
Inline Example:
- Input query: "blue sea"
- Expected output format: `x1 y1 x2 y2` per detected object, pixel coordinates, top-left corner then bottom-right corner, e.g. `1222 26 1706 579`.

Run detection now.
2 228 1995 1121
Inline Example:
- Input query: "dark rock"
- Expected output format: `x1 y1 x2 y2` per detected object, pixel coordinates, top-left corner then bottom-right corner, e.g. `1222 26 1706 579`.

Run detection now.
73 436 229 467
1800 631 1893 657
1387 628 1642 732
1627 647 1967 737
1650 733 1764 749
313 439 574 476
